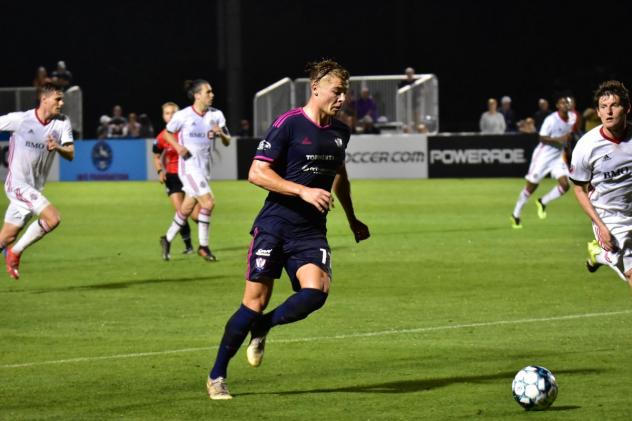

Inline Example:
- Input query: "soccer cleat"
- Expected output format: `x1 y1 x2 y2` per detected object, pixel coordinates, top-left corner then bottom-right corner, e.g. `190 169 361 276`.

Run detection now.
5 248 20 280
207 376 232 400
586 240 603 273
182 246 194 255
536 198 547 219
510 215 522 229
160 236 171 261
246 335 267 367
198 246 217 262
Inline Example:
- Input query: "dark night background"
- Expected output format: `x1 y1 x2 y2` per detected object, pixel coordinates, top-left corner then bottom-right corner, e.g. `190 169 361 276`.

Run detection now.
3 0 631 138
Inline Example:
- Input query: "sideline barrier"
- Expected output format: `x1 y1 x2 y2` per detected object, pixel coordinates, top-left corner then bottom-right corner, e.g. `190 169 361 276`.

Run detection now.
1 133 541 183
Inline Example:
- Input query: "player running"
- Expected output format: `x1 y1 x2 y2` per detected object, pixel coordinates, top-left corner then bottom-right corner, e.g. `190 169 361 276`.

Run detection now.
511 94 576 228
206 59 370 400
152 102 200 254
570 80 632 287
0 83 74 279
159 80 230 261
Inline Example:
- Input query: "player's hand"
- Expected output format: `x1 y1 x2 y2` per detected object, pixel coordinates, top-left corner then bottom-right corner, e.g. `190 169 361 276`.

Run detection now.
299 187 331 213
159 171 167 184
349 218 370 243
176 145 191 159
597 226 618 252
46 135 58 151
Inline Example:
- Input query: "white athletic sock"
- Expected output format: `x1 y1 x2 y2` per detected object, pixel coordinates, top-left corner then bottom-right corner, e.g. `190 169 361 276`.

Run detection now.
198 208 210 247
12 220 50 255
166 211 186 242
541 184 566 205
512 188 531 218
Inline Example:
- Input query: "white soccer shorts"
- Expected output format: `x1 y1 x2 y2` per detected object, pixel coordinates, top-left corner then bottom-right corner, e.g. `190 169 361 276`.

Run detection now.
3 183 50 227
525 145 569 184
593 212 632 276
179 168 212 197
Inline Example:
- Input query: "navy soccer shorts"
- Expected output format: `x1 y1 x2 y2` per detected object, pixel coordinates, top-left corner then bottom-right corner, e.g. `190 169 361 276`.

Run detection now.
246 226 332 291
165 173 184 196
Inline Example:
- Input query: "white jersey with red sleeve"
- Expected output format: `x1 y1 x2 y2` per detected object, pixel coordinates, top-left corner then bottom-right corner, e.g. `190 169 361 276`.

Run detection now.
0 109 73 191
570 125 632 216
166 106 227 179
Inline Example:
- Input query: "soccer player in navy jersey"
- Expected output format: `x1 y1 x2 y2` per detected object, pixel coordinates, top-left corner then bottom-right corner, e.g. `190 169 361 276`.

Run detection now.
206 59 370 400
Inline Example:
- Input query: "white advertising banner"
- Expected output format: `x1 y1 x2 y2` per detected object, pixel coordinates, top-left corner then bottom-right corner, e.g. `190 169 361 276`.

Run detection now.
345 134 428 179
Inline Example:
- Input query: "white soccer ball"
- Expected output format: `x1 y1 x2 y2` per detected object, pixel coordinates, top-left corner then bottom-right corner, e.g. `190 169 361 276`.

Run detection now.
511 365 558 410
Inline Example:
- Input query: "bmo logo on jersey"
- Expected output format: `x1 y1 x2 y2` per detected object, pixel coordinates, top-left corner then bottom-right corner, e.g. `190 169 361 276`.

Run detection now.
603 166 629 180
25 141 46 150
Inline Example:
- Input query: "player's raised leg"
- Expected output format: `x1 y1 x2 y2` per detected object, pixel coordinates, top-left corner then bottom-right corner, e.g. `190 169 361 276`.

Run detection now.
537 176 570 219
6 204 61 279
247 263 329 368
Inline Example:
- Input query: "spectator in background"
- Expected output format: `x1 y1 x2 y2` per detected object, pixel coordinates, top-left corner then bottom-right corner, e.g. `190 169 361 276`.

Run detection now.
567 96 582 135
51 61 72 90
582 107 600 132
138 113 154 138
517 117 536 133
96 115 111 139
236 119 252 137
107 105 128 138
479 98 506 134
355 86 378 122
533 98 551 131
359 115 380 134
499 96 517 132
126 112 141 138
32 66 51 89
398 67 416 89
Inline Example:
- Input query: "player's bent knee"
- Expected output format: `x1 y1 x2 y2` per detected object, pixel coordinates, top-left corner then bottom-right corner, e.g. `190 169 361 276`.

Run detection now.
298 288 329 315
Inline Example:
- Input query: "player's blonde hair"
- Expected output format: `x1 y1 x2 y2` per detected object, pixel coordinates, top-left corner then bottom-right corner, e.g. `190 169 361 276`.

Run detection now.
306 59 350 87
161 101 179 111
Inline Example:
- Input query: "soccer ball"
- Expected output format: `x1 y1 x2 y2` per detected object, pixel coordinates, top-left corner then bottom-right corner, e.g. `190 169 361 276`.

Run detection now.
511 365 558 410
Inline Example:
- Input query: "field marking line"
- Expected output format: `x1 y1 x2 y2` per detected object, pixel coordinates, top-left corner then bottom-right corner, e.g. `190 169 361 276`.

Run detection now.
2 309 631 369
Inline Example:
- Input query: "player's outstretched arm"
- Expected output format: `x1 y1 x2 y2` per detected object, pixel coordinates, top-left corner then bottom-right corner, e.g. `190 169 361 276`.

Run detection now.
248 159 331 213
572 182 616 251
333 165 370 243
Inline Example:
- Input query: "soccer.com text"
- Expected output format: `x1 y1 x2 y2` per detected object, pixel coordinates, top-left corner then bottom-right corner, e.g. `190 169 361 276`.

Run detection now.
345 151 425 164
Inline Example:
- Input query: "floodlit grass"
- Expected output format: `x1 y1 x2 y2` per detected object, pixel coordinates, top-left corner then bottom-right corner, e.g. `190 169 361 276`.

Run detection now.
1 178 631 420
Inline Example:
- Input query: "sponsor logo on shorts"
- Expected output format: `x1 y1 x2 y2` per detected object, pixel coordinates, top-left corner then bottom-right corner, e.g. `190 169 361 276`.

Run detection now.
255 248 272 257
255 257 266 270
200 181 207 188
257 140 271 151
334 137 343 148
603 154 611 161
30 193 38 201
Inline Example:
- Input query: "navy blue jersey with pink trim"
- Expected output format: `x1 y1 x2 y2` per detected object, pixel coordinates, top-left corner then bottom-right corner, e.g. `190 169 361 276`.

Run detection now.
253 108 350 233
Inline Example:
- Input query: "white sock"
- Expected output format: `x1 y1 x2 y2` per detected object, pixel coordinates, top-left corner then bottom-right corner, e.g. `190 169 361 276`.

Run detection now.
541 185 565 205
12 220 51 255
512 188 531 218
166 211 186 242
198 209 210 247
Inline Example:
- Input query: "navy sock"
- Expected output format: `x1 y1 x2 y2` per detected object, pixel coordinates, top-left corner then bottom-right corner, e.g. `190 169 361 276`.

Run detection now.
180 220 192 248
255 288 328 335
210 304 261 380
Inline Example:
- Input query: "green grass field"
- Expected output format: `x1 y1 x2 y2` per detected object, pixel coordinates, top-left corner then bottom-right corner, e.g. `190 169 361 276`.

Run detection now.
1 178 631 420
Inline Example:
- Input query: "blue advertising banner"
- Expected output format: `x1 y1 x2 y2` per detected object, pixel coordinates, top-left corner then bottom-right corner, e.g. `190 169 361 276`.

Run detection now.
60 139 147 181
